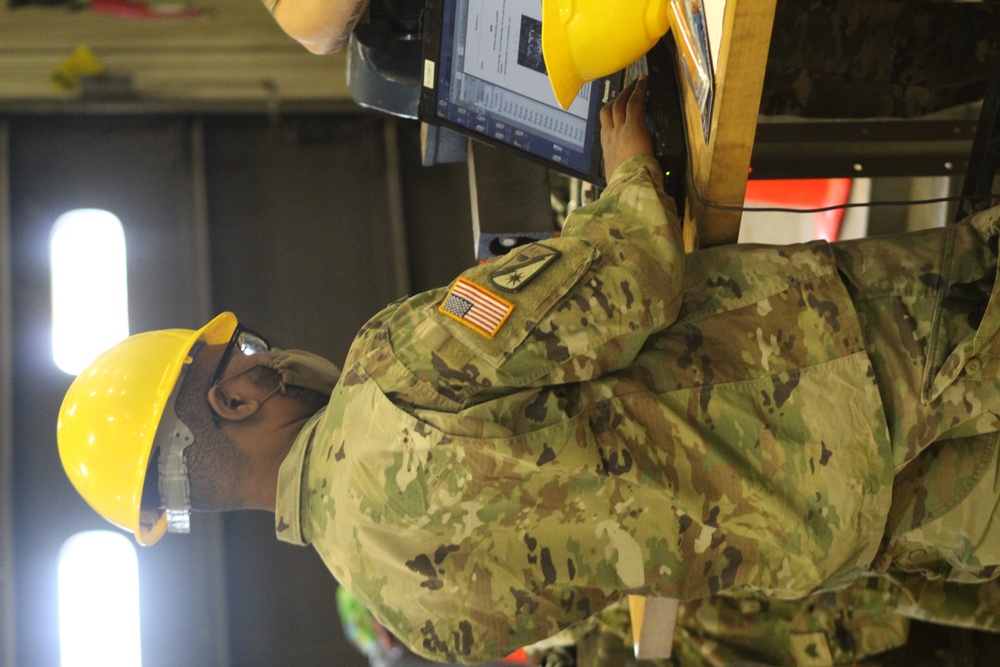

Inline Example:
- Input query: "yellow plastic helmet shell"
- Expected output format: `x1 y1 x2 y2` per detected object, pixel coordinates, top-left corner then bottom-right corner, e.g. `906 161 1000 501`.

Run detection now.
542 0 670 109
57 312 238 546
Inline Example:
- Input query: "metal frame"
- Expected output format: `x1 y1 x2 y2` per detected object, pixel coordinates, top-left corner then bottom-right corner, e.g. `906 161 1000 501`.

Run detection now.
0 99 361 117
187 117 232 667
0 117 17 667
956 59 1000 220
751 118 979 180
383 117 412 298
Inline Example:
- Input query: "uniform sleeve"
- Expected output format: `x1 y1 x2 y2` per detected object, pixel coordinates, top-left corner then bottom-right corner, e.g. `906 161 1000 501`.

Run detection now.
385 155 684 401
561 155 682 272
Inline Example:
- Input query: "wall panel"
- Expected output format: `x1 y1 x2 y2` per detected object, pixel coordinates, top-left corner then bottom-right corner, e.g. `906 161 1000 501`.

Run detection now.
8 115 229 667
0 0 348 102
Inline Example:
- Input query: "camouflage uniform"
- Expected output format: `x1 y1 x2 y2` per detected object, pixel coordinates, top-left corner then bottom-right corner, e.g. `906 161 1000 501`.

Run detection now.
342 571 911 666
834 208 1000 588
275 156 1000 663
895 578 1000 633
528 577 909 667
536 577 910 667
665 581 911 667
763 0 1000 118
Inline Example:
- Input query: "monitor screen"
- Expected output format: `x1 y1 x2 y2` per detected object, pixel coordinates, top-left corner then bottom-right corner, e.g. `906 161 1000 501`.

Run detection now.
422 0 620 182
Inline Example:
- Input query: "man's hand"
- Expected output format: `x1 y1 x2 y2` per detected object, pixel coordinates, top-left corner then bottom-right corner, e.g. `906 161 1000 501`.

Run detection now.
600 76 654 179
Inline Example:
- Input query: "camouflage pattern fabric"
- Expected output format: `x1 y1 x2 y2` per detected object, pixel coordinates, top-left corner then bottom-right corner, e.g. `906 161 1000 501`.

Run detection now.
275 156 1000 663
638 209 1000 666
275 156 901 662
669 580 910 667
337 585 536 667
895 577 1000 633
762 0 1000 118
534 577 910 667
831 205 1000 588
658 585 902 666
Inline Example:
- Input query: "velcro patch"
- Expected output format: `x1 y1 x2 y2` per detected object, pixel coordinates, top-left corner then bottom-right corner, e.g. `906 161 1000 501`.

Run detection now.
438 278 514 338
490 244 561 291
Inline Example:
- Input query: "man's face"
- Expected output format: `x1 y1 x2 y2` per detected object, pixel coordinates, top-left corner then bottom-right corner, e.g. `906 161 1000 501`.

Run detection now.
169 342 256 513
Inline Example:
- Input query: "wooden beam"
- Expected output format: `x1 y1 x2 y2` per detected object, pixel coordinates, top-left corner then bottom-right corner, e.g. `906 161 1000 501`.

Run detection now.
681 0 776 250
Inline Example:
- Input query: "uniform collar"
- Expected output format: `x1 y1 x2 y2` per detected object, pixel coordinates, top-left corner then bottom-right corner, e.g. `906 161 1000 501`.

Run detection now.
275 410 323 546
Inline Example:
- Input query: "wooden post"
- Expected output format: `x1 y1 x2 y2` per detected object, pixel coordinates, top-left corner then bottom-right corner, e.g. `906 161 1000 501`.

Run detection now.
682 0 777 250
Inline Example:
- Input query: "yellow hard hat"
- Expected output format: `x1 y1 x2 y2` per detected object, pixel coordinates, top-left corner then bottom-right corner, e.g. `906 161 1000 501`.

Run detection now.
542 0 670 110
57 312 238 546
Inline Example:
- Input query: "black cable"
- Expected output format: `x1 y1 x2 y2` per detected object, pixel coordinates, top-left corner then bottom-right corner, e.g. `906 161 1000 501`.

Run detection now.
687 176 999 215
675 111 999 215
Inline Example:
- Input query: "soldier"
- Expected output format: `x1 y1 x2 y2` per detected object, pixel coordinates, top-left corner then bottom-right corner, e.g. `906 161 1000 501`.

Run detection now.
58 77 1000 663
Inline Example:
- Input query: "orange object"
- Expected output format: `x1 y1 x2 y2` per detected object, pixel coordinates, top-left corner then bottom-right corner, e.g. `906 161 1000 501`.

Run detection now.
501 647 530 663
744 178 853 242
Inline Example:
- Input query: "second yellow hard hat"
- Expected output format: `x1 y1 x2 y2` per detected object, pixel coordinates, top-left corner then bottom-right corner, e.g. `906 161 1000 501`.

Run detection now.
542 0 671 109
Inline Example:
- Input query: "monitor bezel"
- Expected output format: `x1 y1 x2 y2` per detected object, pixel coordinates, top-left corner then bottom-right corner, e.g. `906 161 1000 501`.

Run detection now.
418 0 622 186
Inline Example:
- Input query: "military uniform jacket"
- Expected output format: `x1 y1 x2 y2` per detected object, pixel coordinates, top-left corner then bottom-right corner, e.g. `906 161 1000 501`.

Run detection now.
276 157 901 663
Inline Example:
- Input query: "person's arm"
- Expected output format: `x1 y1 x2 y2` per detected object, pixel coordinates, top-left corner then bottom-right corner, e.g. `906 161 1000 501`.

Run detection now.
562 75 680 287
377 76 683 403
263 0 370 55
599 76 655 180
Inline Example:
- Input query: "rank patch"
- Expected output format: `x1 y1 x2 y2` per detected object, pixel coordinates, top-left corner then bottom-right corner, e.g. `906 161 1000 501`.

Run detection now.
490 244 561 291
439 278 514 338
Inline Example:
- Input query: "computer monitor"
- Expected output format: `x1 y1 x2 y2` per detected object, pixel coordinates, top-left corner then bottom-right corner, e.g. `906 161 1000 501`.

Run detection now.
419 0 624 185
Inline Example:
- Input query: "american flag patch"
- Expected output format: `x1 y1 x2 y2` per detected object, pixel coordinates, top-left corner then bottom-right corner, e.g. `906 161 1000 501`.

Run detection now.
438 278 514 338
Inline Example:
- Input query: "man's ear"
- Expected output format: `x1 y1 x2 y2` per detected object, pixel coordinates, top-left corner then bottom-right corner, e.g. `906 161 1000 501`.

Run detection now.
207 383 262 422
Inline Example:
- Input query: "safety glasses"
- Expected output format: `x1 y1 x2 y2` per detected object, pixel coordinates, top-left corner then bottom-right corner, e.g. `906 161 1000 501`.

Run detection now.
209 323 271 389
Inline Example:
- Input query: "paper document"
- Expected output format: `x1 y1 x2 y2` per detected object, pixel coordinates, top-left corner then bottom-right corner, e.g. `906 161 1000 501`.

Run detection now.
462 0 591 119
669 0 719 142
704 0 725 72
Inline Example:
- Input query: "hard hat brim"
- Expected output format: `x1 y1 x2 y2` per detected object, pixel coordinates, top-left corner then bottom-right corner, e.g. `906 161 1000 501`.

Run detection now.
541 0 585 111
134 311 239 546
